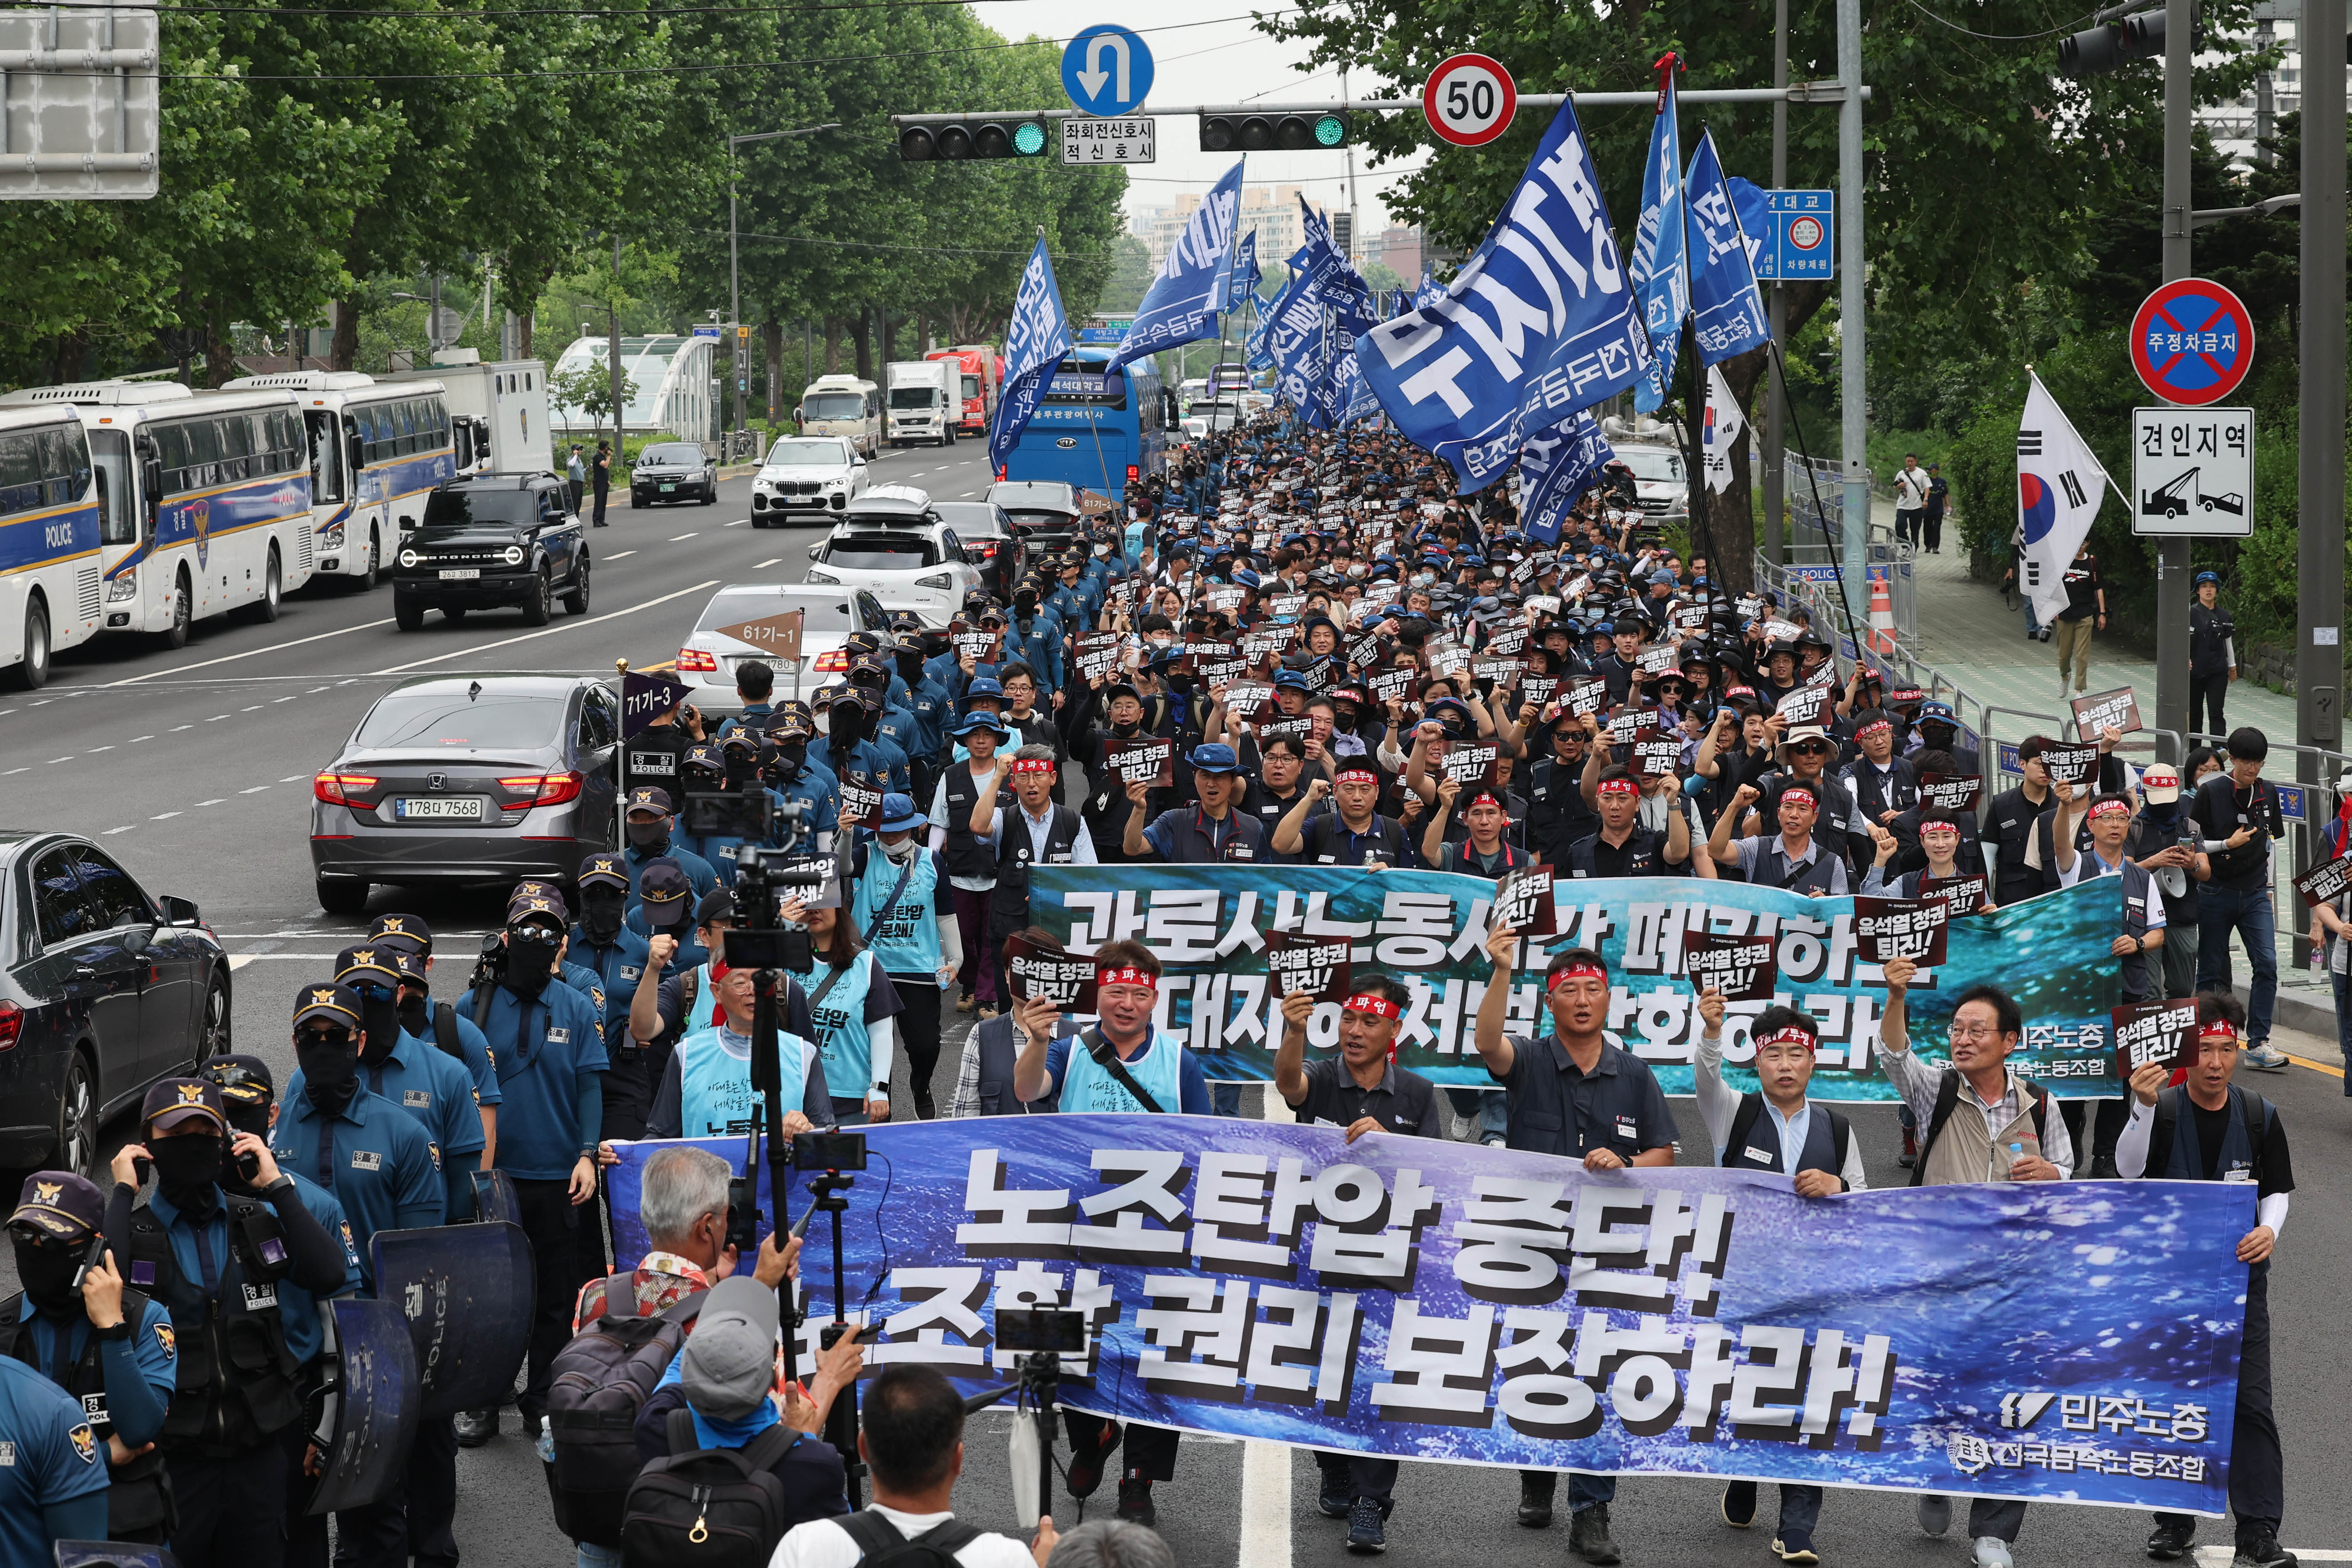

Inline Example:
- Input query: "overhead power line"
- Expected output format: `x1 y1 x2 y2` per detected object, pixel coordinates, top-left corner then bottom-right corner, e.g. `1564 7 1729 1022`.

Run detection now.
698 226 1120 259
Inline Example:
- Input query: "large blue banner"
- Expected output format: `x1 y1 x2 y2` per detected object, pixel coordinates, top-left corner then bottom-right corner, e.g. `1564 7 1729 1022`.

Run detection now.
1685 129 1772 365
1029 868 2125 1098
606 1122 2250 1514
1518 410 1616 543
988 237 1074 472
1357 99 1650 496
1628 69 1688 413
1111 159 1244 372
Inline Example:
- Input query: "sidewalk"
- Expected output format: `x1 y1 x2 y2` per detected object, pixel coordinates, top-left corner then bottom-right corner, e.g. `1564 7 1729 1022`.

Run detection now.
1890 502 2333 1041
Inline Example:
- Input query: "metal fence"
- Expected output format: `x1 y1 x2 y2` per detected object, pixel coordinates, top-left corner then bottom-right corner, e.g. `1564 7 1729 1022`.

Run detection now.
1769 449 1917 647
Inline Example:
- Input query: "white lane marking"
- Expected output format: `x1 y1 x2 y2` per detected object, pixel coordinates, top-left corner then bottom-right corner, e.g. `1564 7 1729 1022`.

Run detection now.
151 811 180 820
102 825 134 835
0 708 14 717
670 532 697 541
309 686 332 693
281 774 308 782
86 746 112 754
1237 1439 1292 1568
240 785 271 794
193 798 225 807
372 580 723 675
723 519 746 527
1 768 23 776
228 954 258 970
606 551 637 560
171 724 191 731
45 755 74 764
2194 1554 2352 1566
107 616 399 686
754 558 783 568
242 704 262 711
273 695 298 703
129 735 152 743
207 714 229 722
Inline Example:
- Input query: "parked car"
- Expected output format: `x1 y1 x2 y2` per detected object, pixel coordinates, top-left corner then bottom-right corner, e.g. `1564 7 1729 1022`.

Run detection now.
0 833 230 1173
930 500 1023 599
392 473 590 629
803 489 983 617
751 434 868 524
1613 443 1689 524
310 674 623 914
630 441 718 506
674 583 897 713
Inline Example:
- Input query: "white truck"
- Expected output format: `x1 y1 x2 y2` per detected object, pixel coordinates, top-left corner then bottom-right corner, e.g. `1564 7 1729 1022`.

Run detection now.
381 350 552 476
884 359 957 448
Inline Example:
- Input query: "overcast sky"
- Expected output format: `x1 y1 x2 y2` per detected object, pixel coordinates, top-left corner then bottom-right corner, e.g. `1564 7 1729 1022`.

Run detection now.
978 0 1422 233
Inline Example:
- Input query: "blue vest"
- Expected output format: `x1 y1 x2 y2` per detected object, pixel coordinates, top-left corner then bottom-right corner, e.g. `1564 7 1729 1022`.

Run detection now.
675 1024 816 1138
792 955 880 1099
1718 1095 1843 1178
854 847 943 978
2160 1084 2269 1183
1060 1028 1185 1115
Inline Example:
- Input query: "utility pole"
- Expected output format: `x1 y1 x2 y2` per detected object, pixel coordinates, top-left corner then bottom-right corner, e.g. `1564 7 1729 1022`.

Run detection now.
727 123 843 449
1762 0 1789 568
2297 0 2346 777
2153 0 2194 752
608 233 624 457
1836 0 1867 597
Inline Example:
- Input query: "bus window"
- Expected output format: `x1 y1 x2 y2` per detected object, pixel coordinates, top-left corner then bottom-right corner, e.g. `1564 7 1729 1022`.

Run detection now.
219 413 254 482
0 430 41 516
306 412 343 501
89 429 135 544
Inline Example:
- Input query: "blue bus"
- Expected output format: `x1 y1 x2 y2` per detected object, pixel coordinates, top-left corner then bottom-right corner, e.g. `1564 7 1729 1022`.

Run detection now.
1001 348 1169 503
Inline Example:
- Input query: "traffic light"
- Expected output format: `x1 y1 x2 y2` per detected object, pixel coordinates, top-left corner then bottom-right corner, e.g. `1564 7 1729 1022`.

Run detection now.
2058 8 2163 75
1197 111 1352 152
898 118 1050 161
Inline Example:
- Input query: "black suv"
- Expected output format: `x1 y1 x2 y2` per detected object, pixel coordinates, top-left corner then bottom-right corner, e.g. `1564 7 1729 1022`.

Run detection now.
393 473 590 630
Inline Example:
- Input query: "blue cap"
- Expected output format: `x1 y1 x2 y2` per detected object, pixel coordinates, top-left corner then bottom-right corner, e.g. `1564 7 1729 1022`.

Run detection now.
1651 569 1677 586
963 676 1005 703
2195 570 2220 586
951 707 1012 737
1187 743 1245 775
877 792 926 833
1918 700 1957 723
1592 620 1615 636
1272 670 1311 691
1232 569 1262 589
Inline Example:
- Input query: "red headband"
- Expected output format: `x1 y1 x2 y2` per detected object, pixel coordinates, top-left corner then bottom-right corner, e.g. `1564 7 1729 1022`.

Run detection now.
1098 965 1158 991
1548 962 1607 992
1343 993 1402 1020
1011 758 1058 776
1856 716 1892 736
1335 767 1379 785
1596 777 1638 797
2198 1018 2237 1042
1755 1025 1818 1052
2087 798 2130 820
1780 787 1818 810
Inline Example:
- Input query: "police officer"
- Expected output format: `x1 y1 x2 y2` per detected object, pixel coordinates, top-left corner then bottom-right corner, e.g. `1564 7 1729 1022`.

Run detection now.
760 707 840 842
3 1171 175 1542
849 792 962 1119
1692 998 1863 1563
2189 570 2238 741
622 786 720 909
0 1348 106 1568
474 888 609 1442
195 1055 362 1568
1274 979 1440 1554
330 948 483 1221
1472 935 1676 1564
2118 995 2294 1568
572 852 654 1069
367 915 500 1166
1007 942 1212 1524
111 1076 353 1568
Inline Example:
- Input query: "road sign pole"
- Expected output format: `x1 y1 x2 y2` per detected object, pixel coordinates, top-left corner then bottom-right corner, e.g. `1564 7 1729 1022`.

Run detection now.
1836 0 1867 599
1762 0 1789 569
2297 0 2346 838
2153 0 2193 760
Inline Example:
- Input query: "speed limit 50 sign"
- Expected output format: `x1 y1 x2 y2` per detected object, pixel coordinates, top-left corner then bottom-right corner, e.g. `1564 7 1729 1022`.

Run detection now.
1424 53 1516 146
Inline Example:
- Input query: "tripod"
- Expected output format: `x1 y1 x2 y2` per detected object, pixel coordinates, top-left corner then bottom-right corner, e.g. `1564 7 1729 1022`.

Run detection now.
806 1167 867 1505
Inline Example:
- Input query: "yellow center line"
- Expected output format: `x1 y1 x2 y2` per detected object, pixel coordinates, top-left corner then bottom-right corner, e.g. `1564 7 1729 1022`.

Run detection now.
636 660 677 674
2283 1051 2344 1079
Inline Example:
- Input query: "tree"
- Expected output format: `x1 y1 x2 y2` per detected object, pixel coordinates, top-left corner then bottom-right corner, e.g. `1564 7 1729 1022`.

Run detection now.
550 362 637 440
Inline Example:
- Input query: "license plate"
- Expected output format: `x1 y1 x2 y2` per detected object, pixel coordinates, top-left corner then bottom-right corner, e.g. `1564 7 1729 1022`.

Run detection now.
437 568 480 580
660 484 675 492
395 798 483 820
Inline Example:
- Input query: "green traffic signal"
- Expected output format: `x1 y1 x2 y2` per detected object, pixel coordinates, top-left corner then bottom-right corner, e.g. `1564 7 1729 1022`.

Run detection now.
1313 113 1348 147
1012 121 1047 156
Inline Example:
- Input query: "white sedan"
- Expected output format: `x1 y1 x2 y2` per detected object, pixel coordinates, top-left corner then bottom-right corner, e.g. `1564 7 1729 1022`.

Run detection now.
750 435 868 526
673 583 896 714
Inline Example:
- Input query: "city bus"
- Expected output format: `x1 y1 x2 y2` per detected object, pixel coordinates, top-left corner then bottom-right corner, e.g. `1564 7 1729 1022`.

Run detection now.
0 404 104 688
0 380 315 649
225 370 469 586
1000 347 1169 504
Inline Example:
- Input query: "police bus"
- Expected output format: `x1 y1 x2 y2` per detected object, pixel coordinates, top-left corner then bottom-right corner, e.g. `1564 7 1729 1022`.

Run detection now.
0 380 315 650
225 371 473 587
0 404 105 688
1000 347 1170 503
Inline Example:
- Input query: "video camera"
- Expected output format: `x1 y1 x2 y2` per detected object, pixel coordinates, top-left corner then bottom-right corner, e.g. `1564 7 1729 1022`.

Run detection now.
967 1307 1090 1528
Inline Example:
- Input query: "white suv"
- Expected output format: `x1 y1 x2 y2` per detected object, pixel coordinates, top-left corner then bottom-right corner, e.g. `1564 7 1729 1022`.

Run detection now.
803 487 983 615
751 434 868 526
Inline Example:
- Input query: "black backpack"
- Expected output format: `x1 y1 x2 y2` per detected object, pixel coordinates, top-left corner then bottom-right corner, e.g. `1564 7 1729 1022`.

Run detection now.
836 1509 985 1568
620 1408 801 1568
545 1280 704 1544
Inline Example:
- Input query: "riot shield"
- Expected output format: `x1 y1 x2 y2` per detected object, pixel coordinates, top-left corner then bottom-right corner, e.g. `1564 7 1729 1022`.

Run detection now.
55 1543 179 1568
371 1221 536 1419
472 1168 523 1226
308 1299 419 1514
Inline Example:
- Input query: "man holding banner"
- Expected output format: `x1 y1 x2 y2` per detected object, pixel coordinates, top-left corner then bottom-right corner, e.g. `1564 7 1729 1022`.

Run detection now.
1008 941 1211 1525
1474 930 1675 1564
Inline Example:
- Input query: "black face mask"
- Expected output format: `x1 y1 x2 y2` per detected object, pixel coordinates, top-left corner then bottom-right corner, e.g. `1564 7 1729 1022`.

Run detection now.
222 1100 273 1146
396 991 429 1038
298 1034 359 1117
626 820 670 854
827 707 865 743
581 890 626 943
1111 718 1141 738
357 993 400 1063
12 1238 80 1315
151 1132 225 1211
505 933 560 1000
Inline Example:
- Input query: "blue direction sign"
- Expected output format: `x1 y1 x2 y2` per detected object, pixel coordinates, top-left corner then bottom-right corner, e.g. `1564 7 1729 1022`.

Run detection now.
1062 24 1154 118
1756 189 1835 280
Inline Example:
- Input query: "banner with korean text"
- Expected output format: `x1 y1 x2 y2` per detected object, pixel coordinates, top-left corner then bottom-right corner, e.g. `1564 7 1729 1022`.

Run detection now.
606 1122 2249 1514
1029 868 2125 1101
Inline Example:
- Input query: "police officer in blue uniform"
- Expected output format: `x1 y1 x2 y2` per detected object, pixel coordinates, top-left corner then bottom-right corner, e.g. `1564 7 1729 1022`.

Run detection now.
848 792 961 1118
625 858 707 977
476 884 609 1440
571 854 657 1137
109 1076 354 1568
759 706 838 848
671 742 743 883
368 915 502 1166
330 948 483 1221
0 1350 106 1568
3 1171 176 1542
622 787 720 910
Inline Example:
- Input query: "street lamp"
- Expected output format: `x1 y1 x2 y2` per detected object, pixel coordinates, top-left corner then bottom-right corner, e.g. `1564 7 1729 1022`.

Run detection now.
729 122 843 446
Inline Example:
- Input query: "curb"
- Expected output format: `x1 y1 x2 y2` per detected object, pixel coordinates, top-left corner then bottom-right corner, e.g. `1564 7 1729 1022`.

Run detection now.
718 462 761 480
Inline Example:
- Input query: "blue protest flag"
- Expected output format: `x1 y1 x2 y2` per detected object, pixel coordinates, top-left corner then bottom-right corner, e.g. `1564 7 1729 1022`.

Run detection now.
987 236 1074 472
1686 130 1772 365
1726 174 1771 275
1110 158 1244 371
1518 410 1616 542
1413 270 1444 310
1355 98 1649 495
1629 62 1688 413
1226 229 1261 307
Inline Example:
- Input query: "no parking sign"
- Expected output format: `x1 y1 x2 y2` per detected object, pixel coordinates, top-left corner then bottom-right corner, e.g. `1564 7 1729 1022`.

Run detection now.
2129 278 2256 406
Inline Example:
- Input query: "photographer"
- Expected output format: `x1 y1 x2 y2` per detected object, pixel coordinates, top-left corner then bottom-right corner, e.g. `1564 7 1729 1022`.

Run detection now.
1008 942 1210 1524
476 887 610 1445
851 793 963 1120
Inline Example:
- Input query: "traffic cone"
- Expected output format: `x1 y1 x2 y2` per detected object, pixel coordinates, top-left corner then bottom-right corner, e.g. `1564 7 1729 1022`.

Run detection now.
1867 569 1899 654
